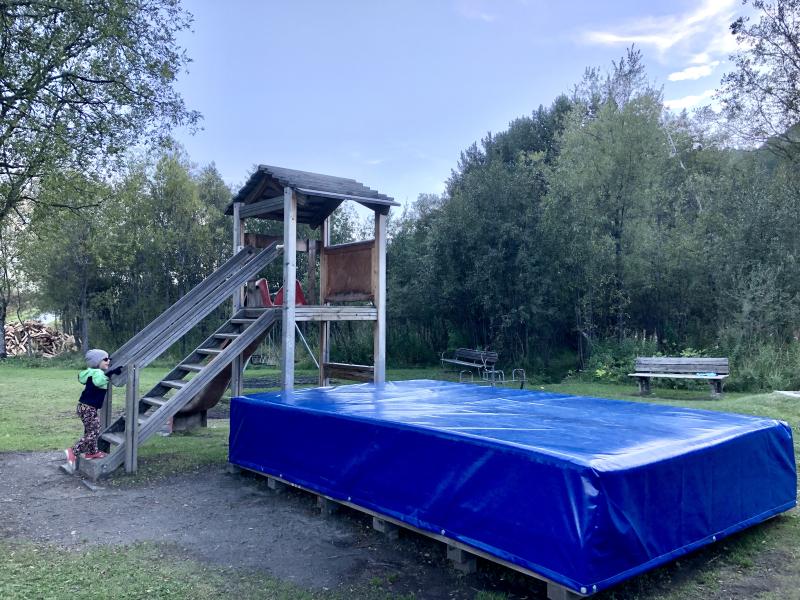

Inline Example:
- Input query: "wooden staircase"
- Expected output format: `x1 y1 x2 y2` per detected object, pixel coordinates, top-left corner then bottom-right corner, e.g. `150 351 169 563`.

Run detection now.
108 243 280 387
75 241 283 480
79 308 280 480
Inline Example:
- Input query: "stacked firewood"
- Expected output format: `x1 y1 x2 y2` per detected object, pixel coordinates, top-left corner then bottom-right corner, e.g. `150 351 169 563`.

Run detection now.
3 320 77 357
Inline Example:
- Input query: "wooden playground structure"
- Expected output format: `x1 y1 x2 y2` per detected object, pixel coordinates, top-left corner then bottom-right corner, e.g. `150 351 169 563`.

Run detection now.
78 165 397 480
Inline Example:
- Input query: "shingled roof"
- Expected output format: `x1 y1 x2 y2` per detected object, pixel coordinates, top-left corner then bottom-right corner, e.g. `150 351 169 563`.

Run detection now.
225 165 398 227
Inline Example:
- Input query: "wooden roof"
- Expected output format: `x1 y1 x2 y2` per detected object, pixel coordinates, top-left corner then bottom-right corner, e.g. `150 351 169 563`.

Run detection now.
225 165 398 227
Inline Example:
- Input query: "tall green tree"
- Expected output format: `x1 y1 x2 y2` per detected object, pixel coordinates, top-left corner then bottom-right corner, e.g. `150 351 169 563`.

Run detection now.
21 171 113 351
719 0 800 158
0 0 199 355
545 49 668 347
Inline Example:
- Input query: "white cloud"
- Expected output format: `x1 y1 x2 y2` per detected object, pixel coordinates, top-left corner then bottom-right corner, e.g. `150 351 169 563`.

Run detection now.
668 61 720 81
664 89 716 111
453 0 497 22
582 0 738 62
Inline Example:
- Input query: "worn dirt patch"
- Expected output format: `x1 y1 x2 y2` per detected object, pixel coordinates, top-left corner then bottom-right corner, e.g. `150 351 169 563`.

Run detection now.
2 450 796 599
0 450 546 599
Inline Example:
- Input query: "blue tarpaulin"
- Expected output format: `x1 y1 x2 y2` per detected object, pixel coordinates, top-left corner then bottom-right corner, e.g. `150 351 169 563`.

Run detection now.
229 380 796 594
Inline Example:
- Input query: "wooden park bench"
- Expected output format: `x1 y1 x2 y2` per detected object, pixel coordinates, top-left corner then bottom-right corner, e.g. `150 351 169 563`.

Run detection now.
441 348 499 379
629 357 730 397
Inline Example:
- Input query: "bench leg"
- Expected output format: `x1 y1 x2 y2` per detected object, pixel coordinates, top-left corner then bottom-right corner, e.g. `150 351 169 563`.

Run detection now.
638 377 651 395
710 380 723 398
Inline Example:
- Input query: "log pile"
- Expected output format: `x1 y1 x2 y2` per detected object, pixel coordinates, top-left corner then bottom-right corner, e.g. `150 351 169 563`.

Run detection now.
3 320 77 357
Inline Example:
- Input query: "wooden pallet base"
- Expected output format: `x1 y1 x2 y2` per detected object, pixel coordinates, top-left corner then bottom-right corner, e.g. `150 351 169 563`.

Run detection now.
231 463 589 599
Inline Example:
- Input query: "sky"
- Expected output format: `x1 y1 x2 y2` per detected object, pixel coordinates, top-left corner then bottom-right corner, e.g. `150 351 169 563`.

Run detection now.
172 0 750 208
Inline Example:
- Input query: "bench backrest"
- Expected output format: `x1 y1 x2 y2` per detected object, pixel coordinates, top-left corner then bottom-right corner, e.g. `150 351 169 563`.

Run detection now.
635 357 729 375
455 348 499 365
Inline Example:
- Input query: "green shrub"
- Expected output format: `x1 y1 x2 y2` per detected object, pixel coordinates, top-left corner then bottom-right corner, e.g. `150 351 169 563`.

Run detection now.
584 337 659 383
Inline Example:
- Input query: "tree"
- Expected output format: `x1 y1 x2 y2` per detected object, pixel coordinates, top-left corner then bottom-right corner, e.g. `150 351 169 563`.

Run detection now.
545 49 668 345
0 0 200 224
719 0 800 158
0 0 199 355
20 171 110 351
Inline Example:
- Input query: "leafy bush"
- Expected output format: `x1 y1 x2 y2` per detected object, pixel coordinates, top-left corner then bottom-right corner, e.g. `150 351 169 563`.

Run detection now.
584 337 659 383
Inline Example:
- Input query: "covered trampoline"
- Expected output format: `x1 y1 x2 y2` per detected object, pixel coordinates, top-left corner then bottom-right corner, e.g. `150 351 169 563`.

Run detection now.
229 379 796 597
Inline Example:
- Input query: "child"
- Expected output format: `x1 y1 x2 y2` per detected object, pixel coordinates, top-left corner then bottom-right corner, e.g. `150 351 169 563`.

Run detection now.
64 349 120 473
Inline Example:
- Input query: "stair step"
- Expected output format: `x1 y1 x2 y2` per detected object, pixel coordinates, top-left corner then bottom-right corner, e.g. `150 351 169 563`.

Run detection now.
214 333 240 340
196 348 222 355
178 363 205 372
231 318 257 324
161 380 186 389
141 396 167 407
101 432 124 445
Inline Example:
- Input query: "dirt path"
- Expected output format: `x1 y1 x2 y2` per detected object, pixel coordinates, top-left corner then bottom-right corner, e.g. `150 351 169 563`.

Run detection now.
1 450 796 599
0 450 539 599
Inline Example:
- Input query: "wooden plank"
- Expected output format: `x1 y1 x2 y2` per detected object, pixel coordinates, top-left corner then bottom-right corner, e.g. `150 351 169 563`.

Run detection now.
100 385 112 431
238 170 274 207
124 365 139 474
295 187 395 213
244 233 319 253
373 516 399 540
238 195 284 219
231 202 245 400
323 239 374 302
282 186 297 391
373 212 386 384
101 432 124 445
636 357 729 364
295 306 377 321
323 239 375 254
447 545 477 574
307 236 317 304
319 218 330 387
232 202 244 310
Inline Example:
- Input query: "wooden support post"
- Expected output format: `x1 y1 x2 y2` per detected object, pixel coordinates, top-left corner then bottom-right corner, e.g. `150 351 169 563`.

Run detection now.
318 217 331 387
232 202 244 310
373 212 387 384
447 544 477 574
307 237 316 302
281 187 297 391
231 201 245 398
101 384 112 430
317 495 340 516
372 516 399 540
546 582 585 600
267 476 287 494
232 355 243 398
124 364 139 474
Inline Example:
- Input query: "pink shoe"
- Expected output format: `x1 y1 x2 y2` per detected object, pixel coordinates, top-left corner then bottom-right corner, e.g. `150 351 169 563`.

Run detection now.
64 448 76 473
84 451 107 459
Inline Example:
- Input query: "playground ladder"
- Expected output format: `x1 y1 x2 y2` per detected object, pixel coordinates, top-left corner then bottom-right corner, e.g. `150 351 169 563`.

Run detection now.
81 308 281 479
108 243 281 382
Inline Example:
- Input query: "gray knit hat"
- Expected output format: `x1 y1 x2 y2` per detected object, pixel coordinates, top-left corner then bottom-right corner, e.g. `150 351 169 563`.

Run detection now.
85 348 109 368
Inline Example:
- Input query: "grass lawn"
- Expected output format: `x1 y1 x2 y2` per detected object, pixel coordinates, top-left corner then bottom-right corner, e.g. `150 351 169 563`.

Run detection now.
1 362 798 599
